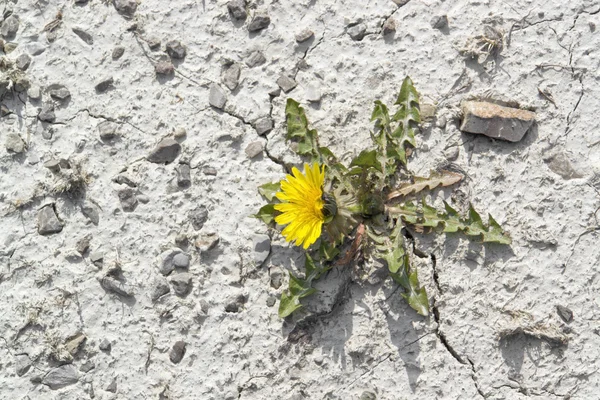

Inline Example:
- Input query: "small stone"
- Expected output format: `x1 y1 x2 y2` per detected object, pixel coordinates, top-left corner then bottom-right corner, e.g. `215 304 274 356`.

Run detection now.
266 296 276 307
227 0 246 20
245 141 264 158
347 23 367 41
209 84 227 109
544 152 583 180
72 27 93 45
170 273 192 296
306 84 321 102
203 167 217 176
253 234 271 266
147 138 181 164
248 12 270 32
27 42 46 56
38 102 56 123
443 146 459 162
76 234 92 255
38 205 62 235
106 377 117 393
27 85 41 101
147 37 161 50
430 15 448 30
460 101 536 142
166 40 186 59
5 133 26 153
151 276 170 301
175 233 188 248
80 361 95 373
177 164 191 187
16 53 31 71
222 63 241 91
590 22 596 32
16 355 32 376
270 270 282 289
95 76 114 93
65 333 86 355
30 375 43 384
1 15 19 38
173 253 190 268
90 251 103 265
436 115 447 129
195 233 219 252
190 208 208 230
392 0 410 5
295 29 314 43
42 365 79 390
421 103 437 120
170 341 186 364
112 46 125 60
113 173 137 187
49 87 71 101
118 188 138 211
97 120 119 141
13 75 30 92
155 60 174 75
245 51 266 68
225 294 247 313
0 104 10 117
81 201 100 225
158 248 182 276
174 127 186 138
99 339 112 352
360 391 377 400
276 75 297 93
382 18 396 35
113 0 137 17
99 276 134 297
254 117 273 136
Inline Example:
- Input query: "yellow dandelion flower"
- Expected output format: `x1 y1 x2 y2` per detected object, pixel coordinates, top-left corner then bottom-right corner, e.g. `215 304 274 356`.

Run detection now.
274 162 325 249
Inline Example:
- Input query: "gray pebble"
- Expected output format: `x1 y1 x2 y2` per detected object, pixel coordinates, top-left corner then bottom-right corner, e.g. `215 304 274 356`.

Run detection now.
79 361 95 373
27 85 41 101
16 355 32 376
254 117 273 136
112 46 125 60
1 15 19 38
90 251 103 265
253 234 271 266
175 233 188 248
75 0 89 4
360 391 377 400
50 87 71 101
305 84 321 102
151 276 170 301
295 29 314 43
72 27 93 45
174 127 187 138
13 75 30 92
382 18 396 36
42 365 79 390
436 115 447 129
173 253 190 268
227 0 246 20
16 53 31 71
155 60 174 75
347 23 367 41
5 133 26 153
170 273 192 296
245 50 266 68
245 141 264 158
556 305 573 323
27 42 46 56
38 102 56 123
203 167 217 176
117 188 138 212
95 76 114 93
177 164 191 187
431 15 448 30
147 138 181 163
225 294 247 313
97 120 119 141
266 296 276 307
76 234 92 255
392 0 410 5
222 63 241 91
113 0 137 17
276 75 297 93
209 84 227 109
113 173 137 187
147 37 161 50
158 248 182 276
106 377 117 393
270 270 282 289
195 233 219 252
190 208 208 230
169 341 186 364
99 276 134 297
99 339 111 352
166 40 186 59
38 205 63 235
248 12 270 32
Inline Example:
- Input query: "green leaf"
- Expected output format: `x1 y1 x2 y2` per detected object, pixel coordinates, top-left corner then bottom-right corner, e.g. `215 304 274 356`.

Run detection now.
253 204 277 225
319 241 340 262
391 76 420 148
371 100 391 126
258 182 281 202
285 99 319 158
387 170 463 201
350 149 383 173
405 270 429 316
278 291 303 318
442 201 467 233
304 253 318 278
482 214 512 244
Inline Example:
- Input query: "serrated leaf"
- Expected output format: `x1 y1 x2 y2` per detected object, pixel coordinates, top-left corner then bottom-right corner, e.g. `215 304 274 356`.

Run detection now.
278 291 303 318
482 214 512 244
350 149 383 173
465 204 486 236
442 201 467 233
253 204 277 225
371 100 391 126
405 270 429 316
304 253 317 278
387 170 463 200
258 182 281 202
285 98 319 158
319 241 340 261
392 76 420 148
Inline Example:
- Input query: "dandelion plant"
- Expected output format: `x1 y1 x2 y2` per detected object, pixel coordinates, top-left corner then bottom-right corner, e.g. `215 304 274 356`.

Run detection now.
255 77 511 318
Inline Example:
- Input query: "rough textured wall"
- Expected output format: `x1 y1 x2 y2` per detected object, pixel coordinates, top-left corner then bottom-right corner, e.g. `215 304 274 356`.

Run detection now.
1 0 599 399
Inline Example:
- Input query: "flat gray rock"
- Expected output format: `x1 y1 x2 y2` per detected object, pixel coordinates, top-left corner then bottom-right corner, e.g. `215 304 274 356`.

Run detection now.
169 341 186 364
38 205 62 235
248 12 270 32
98 120 119 141
151 276 170 301
347 23 367 41
158 248 183 275
1 15 19 38
253 117 273 136
112 46 125 59
245 141 264 158
113 0 137 17
209 84 227 109
460 101 535 142
222 63 241 91
38 102 56 123
295 29 314 43
16 54 31 71
147 138 181 163
170 273 192 296
42 365 79 390
227 0 246 20
5 133 26 153
253 234 271 266
166 40 186 59
245 51 266 67
117 188 138 211
276 75 297 93
72 27 93 44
